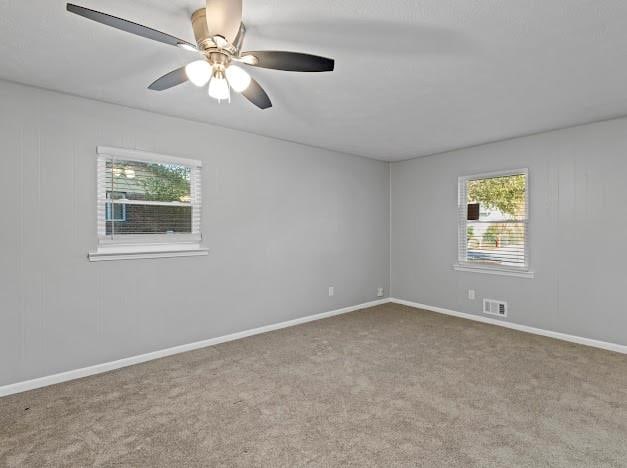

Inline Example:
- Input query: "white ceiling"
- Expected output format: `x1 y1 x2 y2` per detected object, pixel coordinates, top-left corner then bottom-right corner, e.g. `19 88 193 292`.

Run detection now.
1 0 627 161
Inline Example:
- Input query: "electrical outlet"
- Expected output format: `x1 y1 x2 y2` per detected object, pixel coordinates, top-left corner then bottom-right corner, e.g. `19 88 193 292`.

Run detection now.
328 286 334 297
377 287 384 297
468 289 475 300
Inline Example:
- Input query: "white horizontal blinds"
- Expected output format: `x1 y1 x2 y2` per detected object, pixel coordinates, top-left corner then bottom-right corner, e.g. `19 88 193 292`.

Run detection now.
96 148 201 242
96 156 107 238
190 165 201 237
458 171 528 269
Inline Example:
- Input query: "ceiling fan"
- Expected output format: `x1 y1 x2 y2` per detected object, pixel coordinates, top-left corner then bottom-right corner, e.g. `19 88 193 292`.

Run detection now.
66 0 335 109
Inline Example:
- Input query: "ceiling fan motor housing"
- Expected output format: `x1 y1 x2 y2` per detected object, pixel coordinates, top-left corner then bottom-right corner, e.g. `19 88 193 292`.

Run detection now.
192 8 237 67
191 8 213 50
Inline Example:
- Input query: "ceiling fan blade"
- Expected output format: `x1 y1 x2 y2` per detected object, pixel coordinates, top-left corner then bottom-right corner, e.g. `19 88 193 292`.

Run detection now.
241 51 334 72
205 0 242 44
233 23 246 51
66 3 197 50
241 78 272 109
148 67 189 91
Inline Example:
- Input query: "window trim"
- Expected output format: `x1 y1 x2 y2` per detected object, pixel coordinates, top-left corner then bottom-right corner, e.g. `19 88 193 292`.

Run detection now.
454 168 533 278
89 146 207 262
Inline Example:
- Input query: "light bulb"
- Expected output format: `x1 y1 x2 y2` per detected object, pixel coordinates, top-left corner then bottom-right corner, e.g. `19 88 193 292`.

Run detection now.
185 60 211 87
208 71 230 101
225 65 251 92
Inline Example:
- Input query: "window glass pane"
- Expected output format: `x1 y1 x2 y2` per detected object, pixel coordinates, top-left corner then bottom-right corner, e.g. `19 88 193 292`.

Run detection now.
467 174 526 221
466 221 526 267
103 159 194 236
463 173 527 268
106 205 192 235
105 160 191 203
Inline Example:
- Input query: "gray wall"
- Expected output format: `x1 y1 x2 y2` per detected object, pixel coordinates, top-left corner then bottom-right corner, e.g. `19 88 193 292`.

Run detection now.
0 80 390 387
391 118 627 345
3 77 625 388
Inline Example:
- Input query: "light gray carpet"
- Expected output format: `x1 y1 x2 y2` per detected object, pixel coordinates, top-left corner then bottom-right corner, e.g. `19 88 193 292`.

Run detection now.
1 303 626 467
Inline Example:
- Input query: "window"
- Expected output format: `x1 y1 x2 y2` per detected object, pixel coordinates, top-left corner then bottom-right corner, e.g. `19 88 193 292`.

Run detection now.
105 191 127 222
456 169 532 277
89 146 207 261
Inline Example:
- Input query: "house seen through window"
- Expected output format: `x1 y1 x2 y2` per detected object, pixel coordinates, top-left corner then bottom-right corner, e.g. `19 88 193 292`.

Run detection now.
458 170 528 271
105 191 127 222
103 160 193 236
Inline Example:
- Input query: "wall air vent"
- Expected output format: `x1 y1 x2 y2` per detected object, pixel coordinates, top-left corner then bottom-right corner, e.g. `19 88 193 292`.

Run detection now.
483 299 507 317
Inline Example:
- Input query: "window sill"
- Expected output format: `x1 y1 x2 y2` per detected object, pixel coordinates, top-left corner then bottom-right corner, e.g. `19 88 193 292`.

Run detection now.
88 244 208 262
453 264 534 279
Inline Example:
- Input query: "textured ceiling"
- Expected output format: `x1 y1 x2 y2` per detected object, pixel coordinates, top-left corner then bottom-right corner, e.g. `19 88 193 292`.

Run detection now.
1 0 627 161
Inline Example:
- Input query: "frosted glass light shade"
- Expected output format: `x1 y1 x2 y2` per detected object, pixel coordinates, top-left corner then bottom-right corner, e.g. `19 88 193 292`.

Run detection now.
225 65 251 92
208 75 230 101
185 60 211 87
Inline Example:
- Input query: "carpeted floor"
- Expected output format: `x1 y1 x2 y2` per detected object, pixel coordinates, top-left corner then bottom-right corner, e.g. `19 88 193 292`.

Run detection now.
1 303 626 467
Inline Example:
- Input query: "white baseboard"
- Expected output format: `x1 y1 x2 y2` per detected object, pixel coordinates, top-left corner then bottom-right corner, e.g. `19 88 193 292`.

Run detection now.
4 296 622 397
389 298 626 354
0 298 390 398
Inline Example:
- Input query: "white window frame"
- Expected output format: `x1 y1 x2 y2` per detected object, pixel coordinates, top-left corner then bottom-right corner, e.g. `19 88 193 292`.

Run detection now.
454 168 534 279
88 146 208 261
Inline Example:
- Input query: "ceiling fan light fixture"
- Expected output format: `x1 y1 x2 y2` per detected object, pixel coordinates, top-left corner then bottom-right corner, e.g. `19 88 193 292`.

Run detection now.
225 64 251 92
185 60 211 87
66 2 334 110
208 70 230 102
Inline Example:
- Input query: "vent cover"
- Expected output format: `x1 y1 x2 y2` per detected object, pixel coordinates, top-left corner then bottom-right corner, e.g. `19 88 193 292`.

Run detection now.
483 299 507 317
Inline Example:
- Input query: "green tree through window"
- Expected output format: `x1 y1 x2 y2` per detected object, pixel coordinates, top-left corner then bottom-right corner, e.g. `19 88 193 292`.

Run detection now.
141 164 191 202
467 174 525 217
